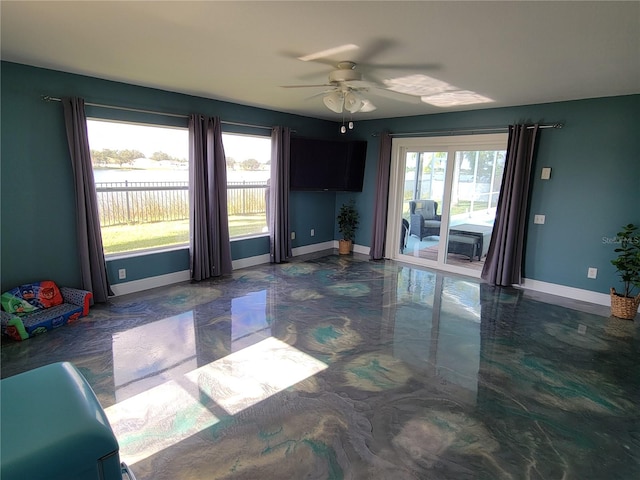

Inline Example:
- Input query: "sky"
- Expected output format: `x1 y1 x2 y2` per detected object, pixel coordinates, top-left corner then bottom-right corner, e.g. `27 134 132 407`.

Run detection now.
86 119 271 162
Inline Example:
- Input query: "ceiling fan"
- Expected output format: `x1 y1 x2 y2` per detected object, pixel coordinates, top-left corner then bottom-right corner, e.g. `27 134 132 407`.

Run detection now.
281 61 382 114
282 61 420 118
280 41 437 131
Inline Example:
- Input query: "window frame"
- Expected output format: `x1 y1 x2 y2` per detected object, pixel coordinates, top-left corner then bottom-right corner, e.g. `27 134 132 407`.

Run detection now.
87 118 274 259
222 131 272 241
87 117 191 258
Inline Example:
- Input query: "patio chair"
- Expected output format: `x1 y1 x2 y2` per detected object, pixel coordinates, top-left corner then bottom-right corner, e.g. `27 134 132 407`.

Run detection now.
400 219 409 253
409 199 442 241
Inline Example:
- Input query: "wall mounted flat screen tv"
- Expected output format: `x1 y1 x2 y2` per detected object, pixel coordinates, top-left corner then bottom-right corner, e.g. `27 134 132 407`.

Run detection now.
290 137 367 192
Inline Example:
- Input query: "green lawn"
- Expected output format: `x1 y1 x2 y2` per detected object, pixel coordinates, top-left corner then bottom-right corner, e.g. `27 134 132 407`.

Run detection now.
102 215 266 254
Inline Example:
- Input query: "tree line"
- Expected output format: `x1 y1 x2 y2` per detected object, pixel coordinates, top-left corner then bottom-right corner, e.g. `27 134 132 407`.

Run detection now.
91 149 187 167
91 149 267 171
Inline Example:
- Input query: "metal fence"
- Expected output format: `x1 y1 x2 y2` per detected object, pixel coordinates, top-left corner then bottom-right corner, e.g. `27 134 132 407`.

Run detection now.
95 180 268 226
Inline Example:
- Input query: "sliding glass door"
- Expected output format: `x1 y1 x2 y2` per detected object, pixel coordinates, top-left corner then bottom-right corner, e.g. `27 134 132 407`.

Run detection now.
400 150 448 261
388 134 507 277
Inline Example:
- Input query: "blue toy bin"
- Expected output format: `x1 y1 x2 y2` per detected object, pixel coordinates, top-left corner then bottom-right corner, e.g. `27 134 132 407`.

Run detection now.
1 362 133 480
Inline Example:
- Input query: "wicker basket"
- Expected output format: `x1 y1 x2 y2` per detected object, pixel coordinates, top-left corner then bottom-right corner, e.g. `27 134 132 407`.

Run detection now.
610 288 640 320
338 239 352 255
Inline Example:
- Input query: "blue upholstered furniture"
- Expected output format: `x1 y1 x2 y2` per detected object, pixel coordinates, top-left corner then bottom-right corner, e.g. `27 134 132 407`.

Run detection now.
409 199 442 240
0 281 92 341
0 362 133 480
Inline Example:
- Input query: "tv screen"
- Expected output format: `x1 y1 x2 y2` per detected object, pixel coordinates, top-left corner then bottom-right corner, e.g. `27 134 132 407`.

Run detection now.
289 137 367 192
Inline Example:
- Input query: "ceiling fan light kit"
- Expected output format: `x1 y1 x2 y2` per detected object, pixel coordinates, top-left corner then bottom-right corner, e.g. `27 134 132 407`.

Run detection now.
344 91 363 113
323 91 344 113
359 99 377 113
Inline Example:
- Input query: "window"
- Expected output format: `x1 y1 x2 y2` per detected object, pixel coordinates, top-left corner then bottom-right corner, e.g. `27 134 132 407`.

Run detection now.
87 121 271 257
87 119 189 256
222 133 271 238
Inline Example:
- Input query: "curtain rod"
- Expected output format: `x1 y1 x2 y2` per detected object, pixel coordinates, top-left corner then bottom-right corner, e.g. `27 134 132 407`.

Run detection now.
41 95 274 131
375 123 563 137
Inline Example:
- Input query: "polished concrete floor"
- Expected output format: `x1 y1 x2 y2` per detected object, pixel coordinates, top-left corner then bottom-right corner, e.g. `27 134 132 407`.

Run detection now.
1 253 638 479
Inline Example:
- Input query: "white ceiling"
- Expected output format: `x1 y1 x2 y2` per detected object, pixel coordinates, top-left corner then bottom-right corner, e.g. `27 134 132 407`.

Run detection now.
2 1 638 121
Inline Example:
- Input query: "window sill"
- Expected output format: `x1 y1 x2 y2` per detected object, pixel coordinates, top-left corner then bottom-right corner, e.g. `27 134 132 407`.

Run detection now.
105 234 269 260
105 244 188 261
230 232 270 242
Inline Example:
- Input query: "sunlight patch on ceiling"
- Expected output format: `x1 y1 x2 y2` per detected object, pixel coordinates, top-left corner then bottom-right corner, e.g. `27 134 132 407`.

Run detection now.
383 74 452 96
422 91 494 107
383 74 493 107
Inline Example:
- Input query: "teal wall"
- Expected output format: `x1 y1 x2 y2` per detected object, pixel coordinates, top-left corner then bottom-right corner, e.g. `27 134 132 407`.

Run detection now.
2 61 638 297
0 62 340 290
352 95 640 294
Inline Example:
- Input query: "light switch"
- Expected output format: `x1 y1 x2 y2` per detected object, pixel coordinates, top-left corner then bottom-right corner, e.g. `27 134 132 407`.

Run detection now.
541 167 552 180
534 214 545 224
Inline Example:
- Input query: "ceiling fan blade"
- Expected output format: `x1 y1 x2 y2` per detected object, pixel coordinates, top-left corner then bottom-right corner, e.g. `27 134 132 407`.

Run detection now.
297 44 359 62
356 73 385 87
280 45 358 66
356 38 397 64
363 62 441 71
280 84 334 89
306 89 335 100
345 79 375 90
280 50 336 70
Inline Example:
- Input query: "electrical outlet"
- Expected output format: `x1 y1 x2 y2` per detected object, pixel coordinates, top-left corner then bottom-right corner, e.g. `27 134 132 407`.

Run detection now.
534 214 545 224
291 231 295 240
311 229 315 237
587 267 597 279
541 167 552 180
118 268 127 280
577 324 587 335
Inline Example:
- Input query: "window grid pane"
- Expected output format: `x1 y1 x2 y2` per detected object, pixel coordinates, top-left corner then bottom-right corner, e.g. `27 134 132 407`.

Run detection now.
87 122 272 256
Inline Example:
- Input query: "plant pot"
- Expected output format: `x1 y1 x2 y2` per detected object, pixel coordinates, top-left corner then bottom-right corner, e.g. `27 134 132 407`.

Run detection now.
610 288 640 320
338 239 352 255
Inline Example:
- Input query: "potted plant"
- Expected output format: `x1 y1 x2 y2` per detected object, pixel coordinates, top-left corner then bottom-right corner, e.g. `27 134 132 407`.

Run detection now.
610 223 640 320
337 200 359 254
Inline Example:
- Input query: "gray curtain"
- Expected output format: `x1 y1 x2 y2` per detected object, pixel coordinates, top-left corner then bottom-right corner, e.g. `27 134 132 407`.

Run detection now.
269 126 292 263
370 132 392 260
61 97 113 303
189 114 232 281
482 124 539 286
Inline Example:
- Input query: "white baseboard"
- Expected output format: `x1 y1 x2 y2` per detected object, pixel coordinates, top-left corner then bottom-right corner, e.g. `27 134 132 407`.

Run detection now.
293 241 336 257
352 242 371 256
110 248 607 308
321 241 370 256
232 253 271 270
110 269 191 297
519 278 611 307
111 241 353 296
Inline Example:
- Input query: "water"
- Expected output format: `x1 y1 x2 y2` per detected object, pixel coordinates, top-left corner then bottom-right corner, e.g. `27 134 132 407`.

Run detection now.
94 168 187 183
94 168 269 184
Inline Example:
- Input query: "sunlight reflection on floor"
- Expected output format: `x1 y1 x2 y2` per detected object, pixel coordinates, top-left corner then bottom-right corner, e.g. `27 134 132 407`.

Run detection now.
105 337 327 464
